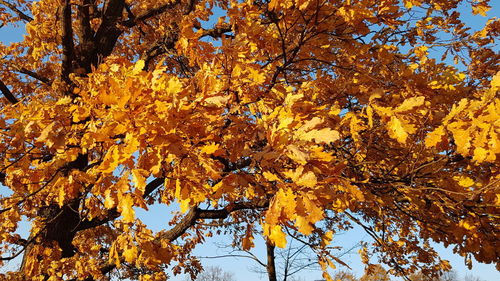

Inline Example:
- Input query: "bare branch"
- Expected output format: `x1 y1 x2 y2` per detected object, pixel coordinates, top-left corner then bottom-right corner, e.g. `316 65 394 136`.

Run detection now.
12 66 51 84
0 0 33 22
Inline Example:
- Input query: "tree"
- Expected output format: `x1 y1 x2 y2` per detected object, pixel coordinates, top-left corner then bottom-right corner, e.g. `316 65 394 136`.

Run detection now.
462 274 483 281
0 0 498 280
207 228 334 281
333 270 358 281
408 270 459 281
184 266 235 281
360 265 391 281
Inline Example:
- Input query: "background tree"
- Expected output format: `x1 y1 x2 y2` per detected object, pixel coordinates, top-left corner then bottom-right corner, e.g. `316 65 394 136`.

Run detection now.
0 0 498 281
333 270 358 281
408 270 459 281
462 274 484 281
195 223 360 281
360 265 391 281
184 266 235 281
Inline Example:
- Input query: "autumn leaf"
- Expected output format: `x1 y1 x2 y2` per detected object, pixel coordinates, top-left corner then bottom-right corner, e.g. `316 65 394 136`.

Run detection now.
298 128 340 144
242 225 255 251
200 143 220 154
425 126 447 148
1 0 499 279
394 96 425 113
264 224 287 248
204 95 230 107
472 3 491 16
120 194 135 223
132 169 148 193
387 116 408 144
263 171 280 182
123 245 138 264
295 171 317 188
286 145 309 164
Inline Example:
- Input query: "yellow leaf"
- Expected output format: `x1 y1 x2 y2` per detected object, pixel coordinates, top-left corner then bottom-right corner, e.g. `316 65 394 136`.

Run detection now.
286 145 308 164
120 194 135 223
298 195 324 223
123 245 138 264
109 242 121 268
367 106 374 128
58 183 67 207
180 199 191 213
472 147 488 162
395 96 425 113
204 95 230 107
310 146 334 162
200 143 220 154
132 169 148 193
99 88 118 106
263 171 280 182
104 189 116 209
472 3 490 16
491 71 500 90
175 178 182 199
455 176 474 187
299 117 323 132
414 45 428 58
460 220 476 230
425 126 446 148
321 231 334 247
299 128 340 144
248 68 266 84
295 216 314 235
267 224 287 248
295 171 317 188
284 92 304 107
275 188 296 218
388 116 408 144
56 96 72 105
132 60 145 74
167 77 183 94
100 145 120 174
38 122 56 143
277 112 294 131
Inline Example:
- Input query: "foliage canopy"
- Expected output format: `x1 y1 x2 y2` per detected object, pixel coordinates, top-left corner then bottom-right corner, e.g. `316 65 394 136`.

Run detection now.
0 0 498 280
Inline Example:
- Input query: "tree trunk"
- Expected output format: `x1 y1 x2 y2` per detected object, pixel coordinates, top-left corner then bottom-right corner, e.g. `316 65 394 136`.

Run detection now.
266 240 277 281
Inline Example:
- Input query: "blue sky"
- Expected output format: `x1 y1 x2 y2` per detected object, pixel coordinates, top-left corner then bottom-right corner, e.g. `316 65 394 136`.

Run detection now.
1 1 499 281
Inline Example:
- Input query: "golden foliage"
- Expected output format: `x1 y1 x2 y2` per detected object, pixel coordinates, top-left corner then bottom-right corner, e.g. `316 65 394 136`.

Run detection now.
0 0 498 280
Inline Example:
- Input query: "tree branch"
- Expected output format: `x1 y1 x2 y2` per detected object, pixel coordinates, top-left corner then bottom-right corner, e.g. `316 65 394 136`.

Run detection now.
121 0 180 27
199 24 233 39
91 0 126 66
60 0 75 83
71 197 269 281
0 0 33 22
76 177 165 231
0 79 18 104
266 240 278 281
140 29 179 71
12 66 51 84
